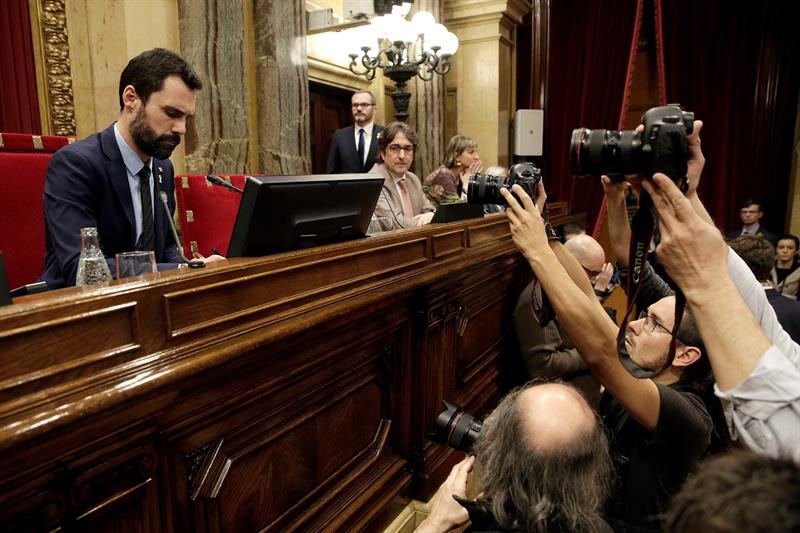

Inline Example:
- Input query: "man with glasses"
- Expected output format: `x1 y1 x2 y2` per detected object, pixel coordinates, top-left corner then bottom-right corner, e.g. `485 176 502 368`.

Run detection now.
726 198 778 245
369 122 434 231
501 120 730 532
326 90 384 174
513 234 617 406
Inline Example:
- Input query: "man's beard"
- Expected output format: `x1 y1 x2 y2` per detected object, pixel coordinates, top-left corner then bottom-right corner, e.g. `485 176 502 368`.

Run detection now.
130 106 180 160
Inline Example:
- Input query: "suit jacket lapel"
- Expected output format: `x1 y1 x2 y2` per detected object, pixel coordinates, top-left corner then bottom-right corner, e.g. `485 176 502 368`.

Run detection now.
100 125 136 243
367 127 381 169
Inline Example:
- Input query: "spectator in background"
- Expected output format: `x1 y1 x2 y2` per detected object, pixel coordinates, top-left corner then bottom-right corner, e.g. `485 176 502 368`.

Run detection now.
728 235 800 342
772 234 800 299
326 90 384 174
423 134 482 206
370 122 435 231
664 451 800 533
726 198 778 245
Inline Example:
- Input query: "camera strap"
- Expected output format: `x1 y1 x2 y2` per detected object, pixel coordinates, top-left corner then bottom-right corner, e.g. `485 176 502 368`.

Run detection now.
616 188 686 378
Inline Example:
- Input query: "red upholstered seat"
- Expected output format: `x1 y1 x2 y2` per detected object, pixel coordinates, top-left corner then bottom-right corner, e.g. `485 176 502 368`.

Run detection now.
174 174 246 257
0 132 77 289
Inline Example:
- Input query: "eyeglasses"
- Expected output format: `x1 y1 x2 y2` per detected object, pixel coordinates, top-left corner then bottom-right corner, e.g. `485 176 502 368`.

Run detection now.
352 103 375 108
637 310 685 344
387 144 415 155
581 264 601 280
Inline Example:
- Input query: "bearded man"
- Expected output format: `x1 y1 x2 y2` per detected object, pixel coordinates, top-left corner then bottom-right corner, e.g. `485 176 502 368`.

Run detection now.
41 48 221 289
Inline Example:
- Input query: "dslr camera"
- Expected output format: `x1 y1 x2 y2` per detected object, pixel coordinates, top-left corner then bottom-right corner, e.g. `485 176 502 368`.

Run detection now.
467 162 542 206
570 104 694 180
429 400 483 454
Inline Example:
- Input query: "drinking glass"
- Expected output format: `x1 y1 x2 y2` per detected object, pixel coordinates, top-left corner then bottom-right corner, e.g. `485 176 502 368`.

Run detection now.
115 251 157 279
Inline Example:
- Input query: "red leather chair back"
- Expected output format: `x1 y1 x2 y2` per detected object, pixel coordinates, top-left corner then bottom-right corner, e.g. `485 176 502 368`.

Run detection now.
0 132 76 289
174 175 246 257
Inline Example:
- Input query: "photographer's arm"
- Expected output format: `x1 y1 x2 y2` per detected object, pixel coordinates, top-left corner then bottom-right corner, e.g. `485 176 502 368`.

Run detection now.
601 176 632 266
502 186 662 430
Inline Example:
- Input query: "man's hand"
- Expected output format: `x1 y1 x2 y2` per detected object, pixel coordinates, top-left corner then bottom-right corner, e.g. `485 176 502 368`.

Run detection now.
192 252 226 264
500 185 549 264
601 175 628 201
641 173 727 298
593 262 618 294
685 120 705 196
415 212 435 225
415 456 475 533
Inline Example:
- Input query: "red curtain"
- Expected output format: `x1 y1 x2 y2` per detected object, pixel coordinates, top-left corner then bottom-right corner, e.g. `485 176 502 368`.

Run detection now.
657 0 800 234
0 0 41 134
543 0 641 234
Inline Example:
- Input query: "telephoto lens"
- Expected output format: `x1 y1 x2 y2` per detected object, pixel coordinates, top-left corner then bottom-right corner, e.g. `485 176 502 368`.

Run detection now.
467 162 542 206
429 400 484 453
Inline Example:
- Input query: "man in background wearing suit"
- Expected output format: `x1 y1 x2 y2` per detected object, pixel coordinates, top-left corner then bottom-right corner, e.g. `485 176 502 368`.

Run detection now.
326 90 384 174
41 48 222 289
369 122 435 232
726 198 779 245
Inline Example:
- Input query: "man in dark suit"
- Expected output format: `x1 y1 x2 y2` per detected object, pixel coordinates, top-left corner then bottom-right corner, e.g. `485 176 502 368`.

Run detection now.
728 235 800 342
726 198 779 245
325 90 384 174
41 48 222 290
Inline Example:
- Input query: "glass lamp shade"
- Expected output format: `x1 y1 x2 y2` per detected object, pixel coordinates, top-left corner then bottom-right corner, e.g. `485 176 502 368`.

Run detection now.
440 31 459 55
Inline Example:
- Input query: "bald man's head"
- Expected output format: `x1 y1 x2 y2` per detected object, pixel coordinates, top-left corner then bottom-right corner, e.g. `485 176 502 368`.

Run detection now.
564 234 606 280
473 382 612 531
518 383 597 454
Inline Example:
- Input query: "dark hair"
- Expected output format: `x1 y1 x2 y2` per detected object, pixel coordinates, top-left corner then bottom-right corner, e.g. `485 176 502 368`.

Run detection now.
118 48 202 110
664 451 800 533
778 234 800 250
728 235 775 281
376 122 418 163
740 197 763 211
473 383 612 532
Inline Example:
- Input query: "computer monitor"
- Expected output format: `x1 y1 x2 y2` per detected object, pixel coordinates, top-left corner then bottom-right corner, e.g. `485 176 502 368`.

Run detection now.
227 174 384 257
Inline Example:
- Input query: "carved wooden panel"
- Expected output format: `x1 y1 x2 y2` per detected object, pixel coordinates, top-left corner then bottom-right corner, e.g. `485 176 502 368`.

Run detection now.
0 216 537 532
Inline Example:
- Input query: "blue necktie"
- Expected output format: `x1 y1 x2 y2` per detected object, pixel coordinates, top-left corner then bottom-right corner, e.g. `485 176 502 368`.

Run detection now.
357 128 365 171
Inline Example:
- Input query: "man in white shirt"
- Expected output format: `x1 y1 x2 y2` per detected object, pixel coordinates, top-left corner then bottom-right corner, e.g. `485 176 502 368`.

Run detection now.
325 90 384 174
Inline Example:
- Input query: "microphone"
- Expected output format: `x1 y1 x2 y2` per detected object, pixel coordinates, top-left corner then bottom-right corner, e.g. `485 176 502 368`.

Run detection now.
207 175 243 193
159 191 205 268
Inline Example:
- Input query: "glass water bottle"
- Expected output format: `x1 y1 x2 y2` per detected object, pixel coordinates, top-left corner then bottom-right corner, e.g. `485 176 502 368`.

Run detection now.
75 227 112 286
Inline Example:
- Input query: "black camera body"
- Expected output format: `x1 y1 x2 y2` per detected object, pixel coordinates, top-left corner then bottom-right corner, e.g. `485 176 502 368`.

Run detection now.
570 104 695 180
467 162 542 206
429 400 483 454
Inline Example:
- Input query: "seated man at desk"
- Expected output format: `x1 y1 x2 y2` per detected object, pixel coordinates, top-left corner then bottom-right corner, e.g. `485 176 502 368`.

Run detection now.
369 122 435 232
41 48 222 289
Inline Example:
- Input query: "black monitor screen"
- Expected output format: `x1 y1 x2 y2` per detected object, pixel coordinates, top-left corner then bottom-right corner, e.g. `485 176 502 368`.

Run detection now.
227 174 383 257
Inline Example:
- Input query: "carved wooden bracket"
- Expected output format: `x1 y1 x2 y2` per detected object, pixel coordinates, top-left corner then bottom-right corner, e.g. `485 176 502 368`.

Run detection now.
186 438 231 500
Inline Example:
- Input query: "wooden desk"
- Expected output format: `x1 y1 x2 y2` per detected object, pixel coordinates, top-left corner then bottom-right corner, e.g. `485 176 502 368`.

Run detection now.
0 212 573 531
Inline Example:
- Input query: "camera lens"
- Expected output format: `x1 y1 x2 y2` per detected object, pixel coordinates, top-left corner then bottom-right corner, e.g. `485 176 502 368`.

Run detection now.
430 400 484 454
466 162 541 206
570 128 642 176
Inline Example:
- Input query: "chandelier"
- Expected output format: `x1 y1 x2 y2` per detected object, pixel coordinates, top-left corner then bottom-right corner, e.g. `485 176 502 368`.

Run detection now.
347 7 459 121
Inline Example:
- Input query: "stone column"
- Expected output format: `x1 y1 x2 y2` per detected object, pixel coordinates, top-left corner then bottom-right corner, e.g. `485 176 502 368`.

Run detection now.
444 0 532 169
408 0 447 180
180 0 311 174
253 0 311 174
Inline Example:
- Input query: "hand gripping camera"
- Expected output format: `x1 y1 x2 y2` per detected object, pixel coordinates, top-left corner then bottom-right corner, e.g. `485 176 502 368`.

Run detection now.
570 104 695 181
466 162 542 205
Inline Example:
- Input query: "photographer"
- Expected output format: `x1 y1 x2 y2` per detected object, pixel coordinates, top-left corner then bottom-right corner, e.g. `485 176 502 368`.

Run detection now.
416 382 612 533
501 164 726 530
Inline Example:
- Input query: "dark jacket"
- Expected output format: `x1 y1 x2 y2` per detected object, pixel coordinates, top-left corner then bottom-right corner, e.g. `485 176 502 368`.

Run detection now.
325 123 384 173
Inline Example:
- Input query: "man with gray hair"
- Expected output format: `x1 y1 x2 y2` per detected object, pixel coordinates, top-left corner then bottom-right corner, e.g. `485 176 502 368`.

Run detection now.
514 234 616 405
416 382 613 532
